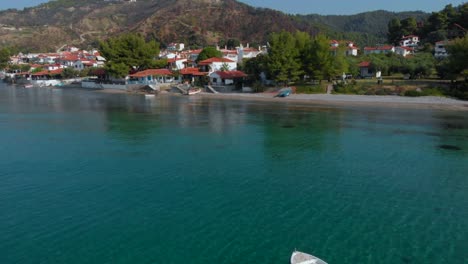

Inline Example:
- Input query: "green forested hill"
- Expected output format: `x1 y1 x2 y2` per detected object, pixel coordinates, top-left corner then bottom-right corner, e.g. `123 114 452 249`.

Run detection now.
297 10 429 46
0 0 321 52
0 0 434 52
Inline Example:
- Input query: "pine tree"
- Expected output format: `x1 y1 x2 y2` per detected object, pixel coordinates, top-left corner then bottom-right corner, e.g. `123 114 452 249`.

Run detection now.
266 31 303 84
387 18 402 45
99 33 160 78
306 34 334 82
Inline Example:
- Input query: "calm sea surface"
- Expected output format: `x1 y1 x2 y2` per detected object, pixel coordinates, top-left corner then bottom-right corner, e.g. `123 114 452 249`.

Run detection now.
1 82 467 264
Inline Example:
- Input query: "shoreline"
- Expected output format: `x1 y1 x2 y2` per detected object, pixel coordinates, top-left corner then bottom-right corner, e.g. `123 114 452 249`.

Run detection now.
69 86 468 111
195 92 468 111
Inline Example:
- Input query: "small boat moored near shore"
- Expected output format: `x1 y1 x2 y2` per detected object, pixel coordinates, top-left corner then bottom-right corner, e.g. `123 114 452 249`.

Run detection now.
291 250 327 264
275 87 292 97
187 87 201 95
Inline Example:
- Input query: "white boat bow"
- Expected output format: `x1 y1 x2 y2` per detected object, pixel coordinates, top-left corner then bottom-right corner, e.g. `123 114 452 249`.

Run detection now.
291 251 327 264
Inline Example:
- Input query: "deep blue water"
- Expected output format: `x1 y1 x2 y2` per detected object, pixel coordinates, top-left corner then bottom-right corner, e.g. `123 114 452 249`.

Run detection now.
1 82 468 264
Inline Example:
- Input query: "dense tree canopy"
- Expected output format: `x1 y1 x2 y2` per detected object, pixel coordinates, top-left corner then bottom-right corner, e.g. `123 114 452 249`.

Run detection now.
445 35 468 79
0 48 11 69
266 31 302 83
99 33 160 78
243 54 269 81
218 38 241 50
306 34 335 81
421 3 468 40
387 17 418 45
61 68 79 79
196 46 223 62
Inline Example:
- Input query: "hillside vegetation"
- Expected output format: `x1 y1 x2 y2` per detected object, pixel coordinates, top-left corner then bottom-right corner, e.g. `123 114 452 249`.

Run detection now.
0 0 435 52
0 0 319 51
299 11 428 44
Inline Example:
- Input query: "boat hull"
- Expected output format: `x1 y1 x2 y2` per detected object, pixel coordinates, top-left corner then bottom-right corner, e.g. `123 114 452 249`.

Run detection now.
187 88 201 95
291 251 327 264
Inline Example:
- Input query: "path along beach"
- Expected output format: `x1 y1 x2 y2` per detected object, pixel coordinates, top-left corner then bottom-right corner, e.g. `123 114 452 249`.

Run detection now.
94 88 468 111
189 92 468 111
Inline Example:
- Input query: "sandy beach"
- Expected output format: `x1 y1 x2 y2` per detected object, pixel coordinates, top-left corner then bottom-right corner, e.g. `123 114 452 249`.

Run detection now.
92 88 468 111
196 92 468 111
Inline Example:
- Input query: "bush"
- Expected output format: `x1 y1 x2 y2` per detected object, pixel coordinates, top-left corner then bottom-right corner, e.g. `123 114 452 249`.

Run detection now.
420 88 444 96
375 88 393 95
295 84 326 94
333 83 359 94
404 90 422 97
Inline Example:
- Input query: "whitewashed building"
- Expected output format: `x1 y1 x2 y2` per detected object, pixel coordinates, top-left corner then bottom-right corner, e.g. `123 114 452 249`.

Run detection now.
400 35 420 48
434 40 450 59
198 57 237 73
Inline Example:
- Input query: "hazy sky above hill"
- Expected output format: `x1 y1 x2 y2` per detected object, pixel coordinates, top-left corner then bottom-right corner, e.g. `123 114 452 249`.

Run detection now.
0 0 466 14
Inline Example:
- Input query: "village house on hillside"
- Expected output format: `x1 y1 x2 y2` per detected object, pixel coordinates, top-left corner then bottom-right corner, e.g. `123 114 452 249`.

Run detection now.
160 43 266 69
197 57 238 73
434 40 450 59
329 40 359 56
400 35 420 48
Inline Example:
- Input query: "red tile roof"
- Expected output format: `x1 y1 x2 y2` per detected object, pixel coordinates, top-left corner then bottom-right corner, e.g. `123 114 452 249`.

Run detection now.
129 69 173 77
397 46 414 51
213 70 247 79
61 55 80 61
358 61 371 67
364 46 394 51
179 67 208 76
188 49 203 54
402 35 418 39
198 57 235 65
180 67 200 74
32 68 63 76
83 61 96 66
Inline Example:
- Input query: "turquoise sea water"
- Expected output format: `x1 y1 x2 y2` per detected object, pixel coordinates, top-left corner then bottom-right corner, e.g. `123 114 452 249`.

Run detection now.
1 82 467 264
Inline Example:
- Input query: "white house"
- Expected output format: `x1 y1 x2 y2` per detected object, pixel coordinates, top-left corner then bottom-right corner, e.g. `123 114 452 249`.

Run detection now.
329 41 359 56
73 59 98 71
128 69 174 85
219 48 239 62
237 45 264 62
345 42 359 56
36 54 59 64
434 40 450 59
167 43 185 52
57 54 79 67
198 57 237 73
42 64 63 71
400 35 420 48
330 40 339 48
209 70 247 86
63 46 80 52
167 58 187 70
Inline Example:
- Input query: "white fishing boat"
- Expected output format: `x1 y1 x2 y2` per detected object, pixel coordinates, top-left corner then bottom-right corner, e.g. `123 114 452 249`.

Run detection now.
291 250 327 264
187 87 201 95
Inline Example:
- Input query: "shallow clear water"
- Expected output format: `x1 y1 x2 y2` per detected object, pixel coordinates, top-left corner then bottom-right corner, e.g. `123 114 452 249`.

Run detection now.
1 83 468 264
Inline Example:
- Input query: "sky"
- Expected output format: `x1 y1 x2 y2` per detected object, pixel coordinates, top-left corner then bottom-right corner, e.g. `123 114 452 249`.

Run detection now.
0 0 466 14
